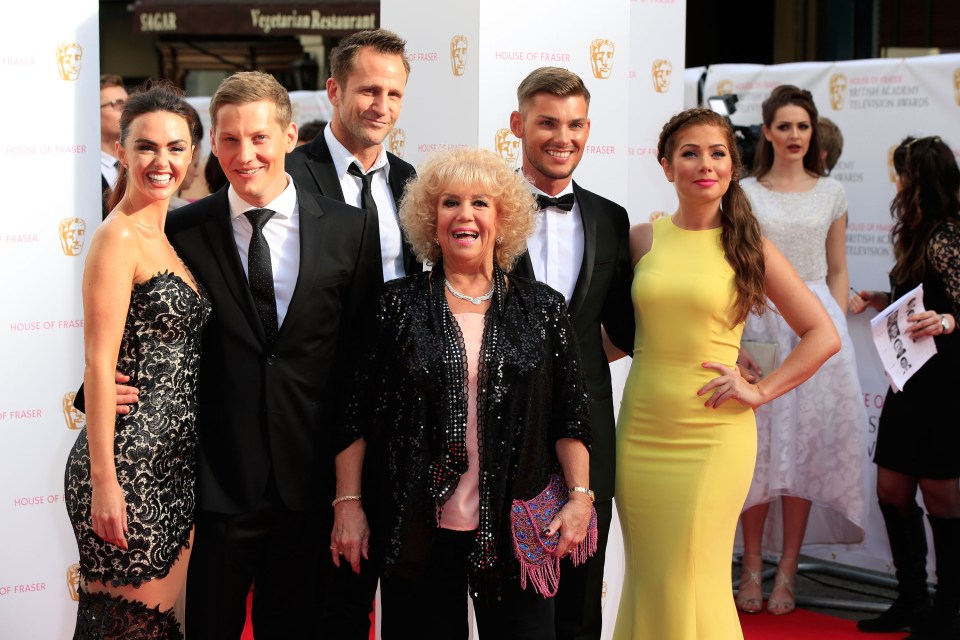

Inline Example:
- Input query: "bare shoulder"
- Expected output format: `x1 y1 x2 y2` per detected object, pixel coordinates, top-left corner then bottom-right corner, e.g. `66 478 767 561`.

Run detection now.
629 222 654 267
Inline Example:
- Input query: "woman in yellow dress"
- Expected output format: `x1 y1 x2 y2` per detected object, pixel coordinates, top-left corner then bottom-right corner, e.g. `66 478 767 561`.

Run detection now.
613 108 840 640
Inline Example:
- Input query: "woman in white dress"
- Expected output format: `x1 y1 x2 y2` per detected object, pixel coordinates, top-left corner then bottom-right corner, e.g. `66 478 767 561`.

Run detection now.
734 85 868 615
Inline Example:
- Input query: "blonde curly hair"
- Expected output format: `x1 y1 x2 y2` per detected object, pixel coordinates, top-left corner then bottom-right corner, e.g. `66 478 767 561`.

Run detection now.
399 148 538 271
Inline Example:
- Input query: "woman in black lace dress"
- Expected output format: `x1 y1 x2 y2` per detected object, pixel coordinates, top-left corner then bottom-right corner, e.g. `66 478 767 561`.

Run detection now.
850 136 960 640
64 83 209 639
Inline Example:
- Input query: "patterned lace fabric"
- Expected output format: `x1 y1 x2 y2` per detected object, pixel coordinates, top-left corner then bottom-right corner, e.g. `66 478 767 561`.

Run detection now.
928 220 960 317
742 177 846 281
73 588 184 640
65 271 211 588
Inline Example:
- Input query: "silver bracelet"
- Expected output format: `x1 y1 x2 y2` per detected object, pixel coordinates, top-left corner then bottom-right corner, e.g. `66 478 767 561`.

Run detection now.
332 494 362 507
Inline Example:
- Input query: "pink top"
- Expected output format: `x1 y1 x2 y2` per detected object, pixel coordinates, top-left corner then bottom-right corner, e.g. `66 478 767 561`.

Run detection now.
439 313 484 531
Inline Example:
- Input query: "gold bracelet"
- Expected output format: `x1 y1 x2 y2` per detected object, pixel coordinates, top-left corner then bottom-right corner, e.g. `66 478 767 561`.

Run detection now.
568 486 595 503
332 494 362 507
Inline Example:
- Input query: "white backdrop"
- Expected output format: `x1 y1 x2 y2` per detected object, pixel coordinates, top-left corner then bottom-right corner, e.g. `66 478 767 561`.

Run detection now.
0 2 100 638
690 54 960 573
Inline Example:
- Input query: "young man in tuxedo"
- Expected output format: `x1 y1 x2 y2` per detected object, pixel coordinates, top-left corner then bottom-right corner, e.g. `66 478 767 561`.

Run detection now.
286 28 419 281
509 66 634 640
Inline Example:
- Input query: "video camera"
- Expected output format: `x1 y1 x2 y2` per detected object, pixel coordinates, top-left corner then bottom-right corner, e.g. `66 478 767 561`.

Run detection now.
707 94 762 171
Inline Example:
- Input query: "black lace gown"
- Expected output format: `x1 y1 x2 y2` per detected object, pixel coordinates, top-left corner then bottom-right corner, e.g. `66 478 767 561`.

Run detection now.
65 271 210 638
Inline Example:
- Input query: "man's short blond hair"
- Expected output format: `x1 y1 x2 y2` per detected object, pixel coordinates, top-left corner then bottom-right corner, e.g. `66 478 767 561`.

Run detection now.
209 71 292 130
517 67 591 112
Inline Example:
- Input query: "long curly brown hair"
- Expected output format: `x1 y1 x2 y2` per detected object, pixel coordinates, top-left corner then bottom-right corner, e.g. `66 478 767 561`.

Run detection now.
889 135 960 286
658 108 767 325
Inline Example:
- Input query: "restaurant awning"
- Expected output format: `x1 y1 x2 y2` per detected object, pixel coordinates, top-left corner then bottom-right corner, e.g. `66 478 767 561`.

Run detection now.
131 0 379 37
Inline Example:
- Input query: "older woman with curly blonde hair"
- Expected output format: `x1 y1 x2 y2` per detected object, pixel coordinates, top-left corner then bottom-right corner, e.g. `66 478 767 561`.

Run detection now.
331 147 596 639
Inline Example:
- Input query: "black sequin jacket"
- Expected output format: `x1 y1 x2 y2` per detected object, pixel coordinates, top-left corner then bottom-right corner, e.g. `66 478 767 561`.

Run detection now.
339 264 591 592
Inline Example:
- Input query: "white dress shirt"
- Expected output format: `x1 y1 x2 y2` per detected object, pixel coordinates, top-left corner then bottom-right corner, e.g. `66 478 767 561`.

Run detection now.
525 182 584 305
100 150 119 188
324 124 405 282
228 175 300 328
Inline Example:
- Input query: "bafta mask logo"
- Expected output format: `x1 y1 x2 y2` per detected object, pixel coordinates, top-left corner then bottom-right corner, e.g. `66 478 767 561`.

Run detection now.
829 73 848 111
59 217 86 256
450 35 468 77
56 42 83 81
63 392 85 430
494 128 521 168
648 211 667 222
954 68 960 107
589 39 615 80
387 128 406 158
651 59 673 94
717 79 734 96
888 144 899 183
67 564 81 601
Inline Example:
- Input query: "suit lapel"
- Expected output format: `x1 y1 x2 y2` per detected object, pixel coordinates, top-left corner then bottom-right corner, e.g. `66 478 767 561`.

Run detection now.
568 182 596 320
202 189 266 341
280 188 323 340
387 154 420 275
305 135 346 201
513 251 535 280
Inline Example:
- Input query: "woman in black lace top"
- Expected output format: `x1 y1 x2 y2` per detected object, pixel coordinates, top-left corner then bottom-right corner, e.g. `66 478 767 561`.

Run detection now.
330 148 595 639
850 135 960 639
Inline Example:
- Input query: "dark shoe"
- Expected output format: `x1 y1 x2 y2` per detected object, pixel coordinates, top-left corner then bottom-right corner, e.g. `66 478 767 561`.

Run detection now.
857 596 932 633
858 502 932 633
910 516 960 640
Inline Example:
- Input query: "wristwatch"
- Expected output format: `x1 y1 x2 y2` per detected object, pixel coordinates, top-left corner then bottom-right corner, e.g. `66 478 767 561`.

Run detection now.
941 314 951 334
569 486 595 503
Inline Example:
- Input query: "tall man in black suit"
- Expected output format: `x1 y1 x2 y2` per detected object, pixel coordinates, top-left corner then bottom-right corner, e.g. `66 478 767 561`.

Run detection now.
286 29 419 280
284 29 416 638
509 67 635 640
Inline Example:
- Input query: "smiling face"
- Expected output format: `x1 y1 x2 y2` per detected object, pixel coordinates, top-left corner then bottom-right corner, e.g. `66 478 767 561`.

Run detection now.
661 123 732 207
210 100 297 207
762 104 813 163
117 110 193 205
327 47 407 161
435 184 499 272
510 92 590 195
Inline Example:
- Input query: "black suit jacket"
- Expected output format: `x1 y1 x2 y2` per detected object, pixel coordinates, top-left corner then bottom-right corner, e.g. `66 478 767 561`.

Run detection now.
286 133 420 277
163 186 379 514
512 181 634 502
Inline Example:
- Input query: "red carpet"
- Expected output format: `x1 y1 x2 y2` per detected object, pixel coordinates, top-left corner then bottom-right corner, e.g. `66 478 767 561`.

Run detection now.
740 609 908 640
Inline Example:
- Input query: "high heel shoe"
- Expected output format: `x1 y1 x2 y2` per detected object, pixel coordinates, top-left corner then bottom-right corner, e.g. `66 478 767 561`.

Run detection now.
768 556 797 615
735 553 764 614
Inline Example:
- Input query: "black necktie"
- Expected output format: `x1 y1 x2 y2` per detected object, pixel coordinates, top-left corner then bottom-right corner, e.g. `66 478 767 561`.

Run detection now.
243 208 278 344
536 193 575 212
347 163 381 225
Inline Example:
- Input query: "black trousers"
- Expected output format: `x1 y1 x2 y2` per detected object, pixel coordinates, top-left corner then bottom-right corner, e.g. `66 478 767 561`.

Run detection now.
554 498 613 640
185 478 337 640
380 529 556 640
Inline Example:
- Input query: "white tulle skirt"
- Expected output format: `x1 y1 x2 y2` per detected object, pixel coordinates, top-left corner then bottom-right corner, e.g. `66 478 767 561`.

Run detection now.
739 278 868 549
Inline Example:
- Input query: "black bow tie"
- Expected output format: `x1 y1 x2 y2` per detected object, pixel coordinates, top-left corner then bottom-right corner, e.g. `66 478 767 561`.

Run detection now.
536 193 575 212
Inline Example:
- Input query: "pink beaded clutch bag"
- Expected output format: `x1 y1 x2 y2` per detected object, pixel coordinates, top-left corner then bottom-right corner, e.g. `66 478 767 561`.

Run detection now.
509 473 598 597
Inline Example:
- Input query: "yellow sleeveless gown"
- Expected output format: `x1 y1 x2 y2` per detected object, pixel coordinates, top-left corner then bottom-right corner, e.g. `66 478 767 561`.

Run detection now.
614 216 756 640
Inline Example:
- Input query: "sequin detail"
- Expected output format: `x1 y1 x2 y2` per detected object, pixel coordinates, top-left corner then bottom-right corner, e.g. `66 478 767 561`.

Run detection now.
509 473 598 597
742 177 846 281
343 263 591 595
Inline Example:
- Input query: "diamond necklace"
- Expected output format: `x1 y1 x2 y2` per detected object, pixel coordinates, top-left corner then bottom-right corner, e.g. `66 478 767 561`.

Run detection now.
444 278 494 305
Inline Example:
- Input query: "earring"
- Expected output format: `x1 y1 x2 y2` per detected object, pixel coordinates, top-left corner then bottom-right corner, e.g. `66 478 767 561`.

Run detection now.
496 235 503 245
